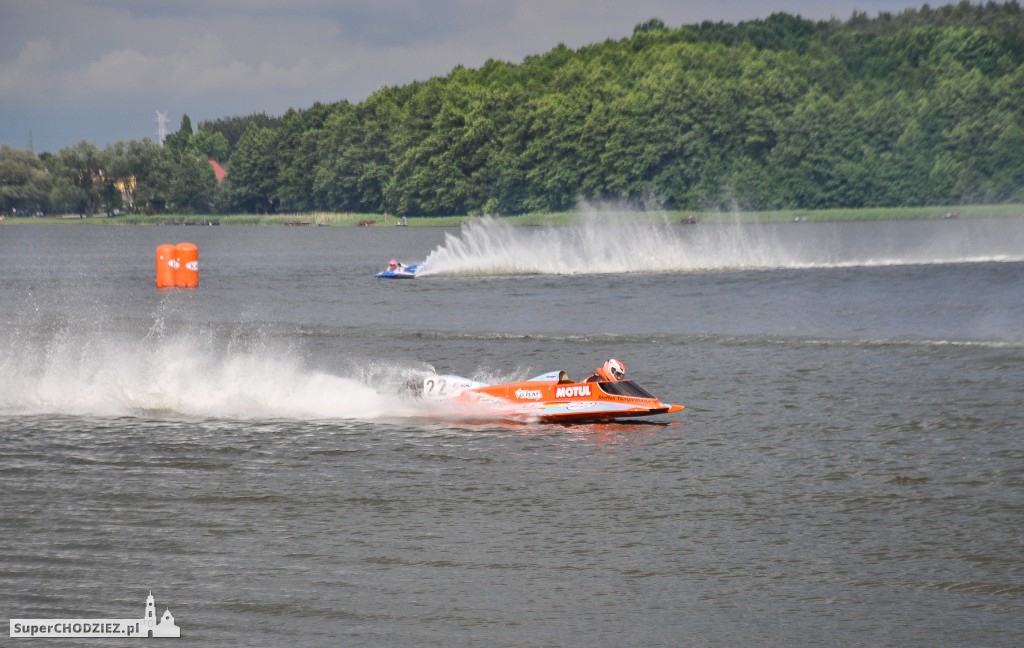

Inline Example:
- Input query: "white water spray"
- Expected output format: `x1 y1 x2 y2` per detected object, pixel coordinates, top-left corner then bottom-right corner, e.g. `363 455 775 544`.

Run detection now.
418 209 1024 276
0 325 420 420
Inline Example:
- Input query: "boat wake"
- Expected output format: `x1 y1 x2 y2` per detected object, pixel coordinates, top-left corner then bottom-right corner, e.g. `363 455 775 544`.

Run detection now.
418 210 1024 276
0 323 431 421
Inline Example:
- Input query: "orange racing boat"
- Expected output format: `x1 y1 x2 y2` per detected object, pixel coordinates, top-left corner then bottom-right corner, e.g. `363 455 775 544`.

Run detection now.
420 359 684 424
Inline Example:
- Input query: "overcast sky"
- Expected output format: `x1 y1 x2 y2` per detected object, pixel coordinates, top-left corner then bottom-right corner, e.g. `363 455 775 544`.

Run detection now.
2 0 938 154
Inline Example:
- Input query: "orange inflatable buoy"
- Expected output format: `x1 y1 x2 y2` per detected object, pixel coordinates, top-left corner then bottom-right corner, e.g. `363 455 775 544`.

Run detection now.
156 244 177 288
174 242 199 288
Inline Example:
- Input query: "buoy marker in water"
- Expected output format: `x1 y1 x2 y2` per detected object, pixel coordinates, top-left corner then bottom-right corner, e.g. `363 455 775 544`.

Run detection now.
156 242 199 288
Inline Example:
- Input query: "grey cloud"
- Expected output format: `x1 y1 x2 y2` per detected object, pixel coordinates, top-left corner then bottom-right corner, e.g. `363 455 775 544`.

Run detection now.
1 0 932 152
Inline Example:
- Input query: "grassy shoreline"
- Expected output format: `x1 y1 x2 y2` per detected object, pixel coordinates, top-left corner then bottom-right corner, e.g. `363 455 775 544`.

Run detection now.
4 204 1022 226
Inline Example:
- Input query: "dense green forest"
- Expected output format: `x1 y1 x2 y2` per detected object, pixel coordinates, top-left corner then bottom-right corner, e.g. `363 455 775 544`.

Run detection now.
4 1 1024 217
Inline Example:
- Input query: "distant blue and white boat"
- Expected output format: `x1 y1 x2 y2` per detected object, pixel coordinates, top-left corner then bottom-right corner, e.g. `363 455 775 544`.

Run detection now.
374 263 421 279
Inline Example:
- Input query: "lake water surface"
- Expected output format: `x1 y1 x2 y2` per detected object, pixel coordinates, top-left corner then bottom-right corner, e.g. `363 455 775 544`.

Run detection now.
1 215 1022 646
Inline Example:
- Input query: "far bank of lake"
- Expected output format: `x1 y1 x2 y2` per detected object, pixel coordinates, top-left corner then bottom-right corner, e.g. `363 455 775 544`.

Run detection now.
3 204 1023 227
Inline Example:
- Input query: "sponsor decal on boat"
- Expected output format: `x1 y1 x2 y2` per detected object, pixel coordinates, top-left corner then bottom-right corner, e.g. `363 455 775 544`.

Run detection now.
565 401 598 411
514 389 542 400
555 385 591 398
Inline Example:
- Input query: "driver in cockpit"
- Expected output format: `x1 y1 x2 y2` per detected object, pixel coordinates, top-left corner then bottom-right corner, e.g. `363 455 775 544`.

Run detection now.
585 358 626 382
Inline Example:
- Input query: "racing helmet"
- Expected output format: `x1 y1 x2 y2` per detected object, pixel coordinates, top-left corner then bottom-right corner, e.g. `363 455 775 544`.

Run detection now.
605 358 626 380
389 258 398 268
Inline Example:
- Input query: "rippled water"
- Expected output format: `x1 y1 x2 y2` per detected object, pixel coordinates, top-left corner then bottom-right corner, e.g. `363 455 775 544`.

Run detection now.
2 216 1022 646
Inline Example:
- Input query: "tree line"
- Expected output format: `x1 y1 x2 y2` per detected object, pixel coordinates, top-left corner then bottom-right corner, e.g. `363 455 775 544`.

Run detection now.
3 1 1024 217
